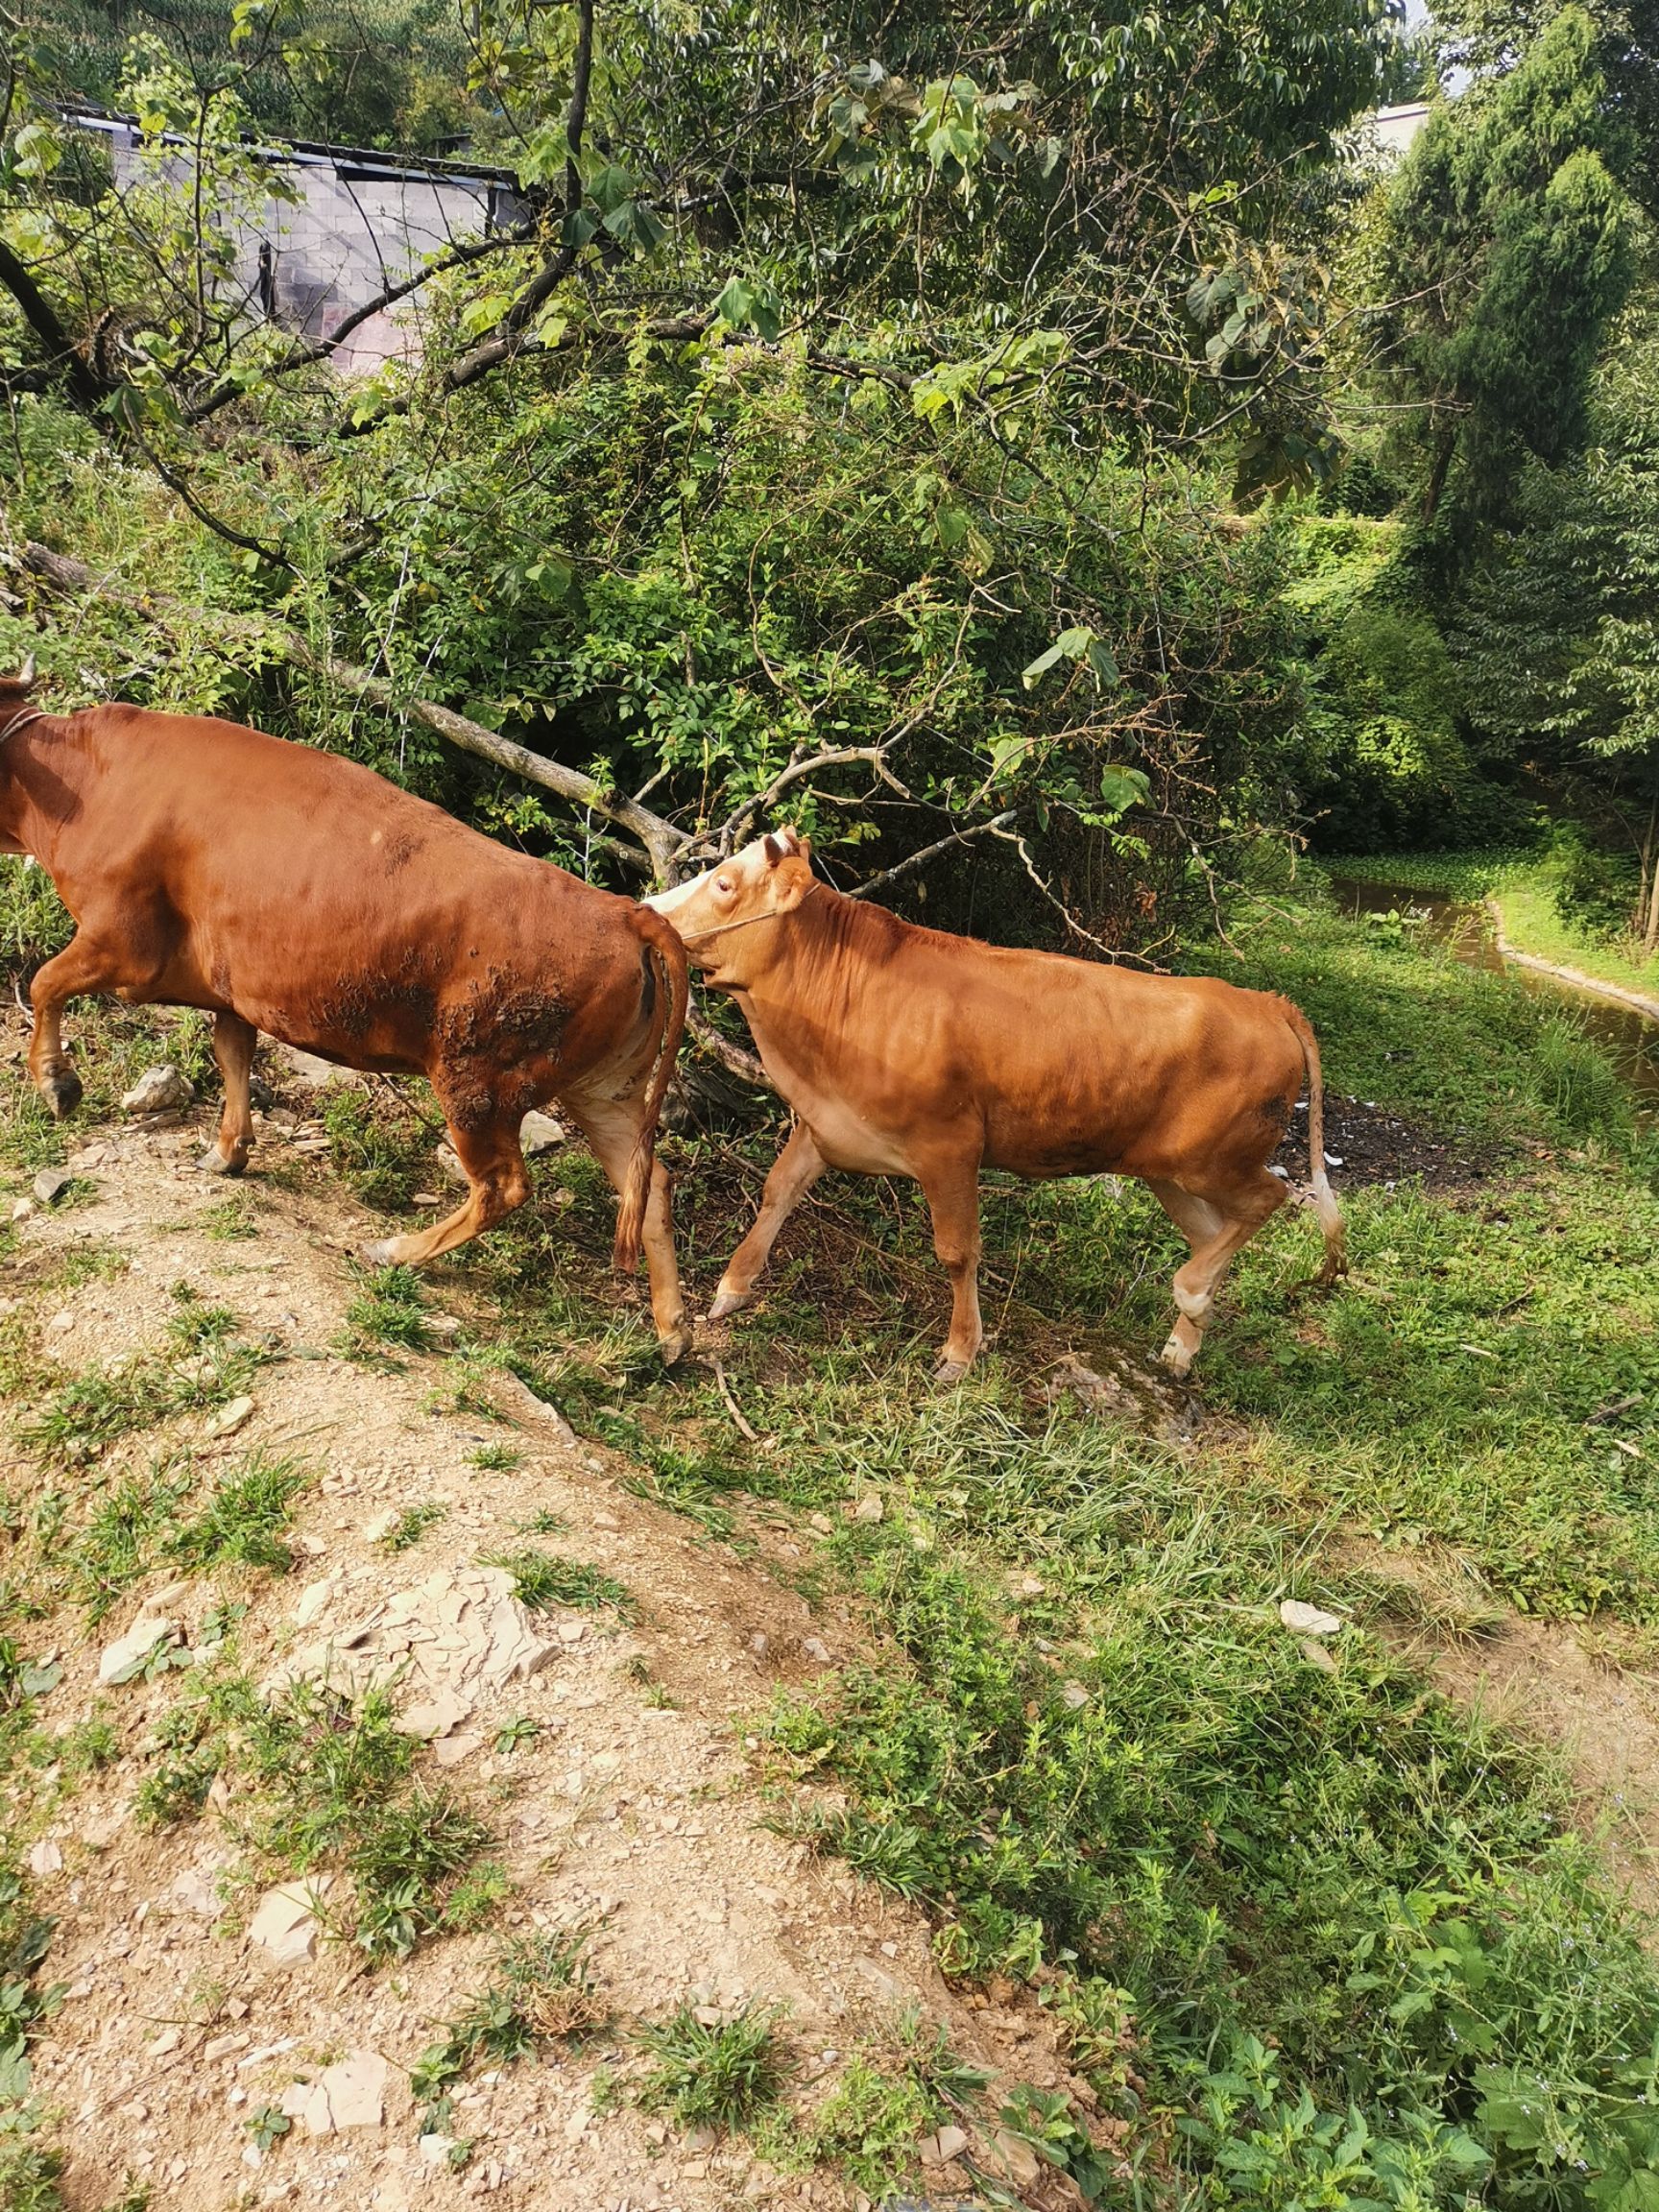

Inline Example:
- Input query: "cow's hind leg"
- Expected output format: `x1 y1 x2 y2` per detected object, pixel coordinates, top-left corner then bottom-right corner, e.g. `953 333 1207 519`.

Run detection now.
563 1093 690 1366
200 1011 257 1176
1154 1167 1287 1379
366 1112 530 1269
709 1121 827 1323
920 1155 984 1383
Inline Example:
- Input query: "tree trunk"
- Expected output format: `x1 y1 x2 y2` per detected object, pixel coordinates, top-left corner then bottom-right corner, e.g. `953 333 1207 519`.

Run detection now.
1644 789 1659 955
1422 425 1458 526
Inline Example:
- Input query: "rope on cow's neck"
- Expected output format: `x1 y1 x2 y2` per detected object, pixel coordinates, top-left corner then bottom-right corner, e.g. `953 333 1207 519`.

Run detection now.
0 709 51 749
671 878 821 944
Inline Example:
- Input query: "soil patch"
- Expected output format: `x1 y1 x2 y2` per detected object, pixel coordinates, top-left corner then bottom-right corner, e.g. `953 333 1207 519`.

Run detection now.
1275 1092 1501 1191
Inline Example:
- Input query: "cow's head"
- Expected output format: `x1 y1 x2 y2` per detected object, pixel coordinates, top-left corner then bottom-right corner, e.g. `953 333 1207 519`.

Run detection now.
0 655 37 704
643 828 816 978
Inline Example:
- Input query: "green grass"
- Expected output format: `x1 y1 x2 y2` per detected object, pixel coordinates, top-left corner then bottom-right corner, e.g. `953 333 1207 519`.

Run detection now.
634 2002 791 2135
481 1547 635 1617
13 1299 264 1471
142 1673 495 1960
340 1264 433 1357
411 1929 603 2125
377 1500 447 1551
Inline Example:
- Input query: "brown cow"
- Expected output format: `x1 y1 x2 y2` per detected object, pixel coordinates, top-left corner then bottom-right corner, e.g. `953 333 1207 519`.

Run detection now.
0 664 691 1361
646 829 1343 1377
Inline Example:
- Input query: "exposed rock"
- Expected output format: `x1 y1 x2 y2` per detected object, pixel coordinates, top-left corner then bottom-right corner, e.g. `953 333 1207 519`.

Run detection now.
519 1110 566 1156
98 1615 178 1687
205 1393 255 1439
279 1566 556 1725
249 1878 333 1966
32 1167 73 1206
26 1839 61 1876
851 1494 884 1525
801 1636 833 1665
121 1065 195 1115
293 1578 337 1629
9 1197 31 1223
272 1044 362 1091
361 1510 398 1544
280 2050 388 2135
483 1368 578 1443
162 1863 222 1916
1279 1599 1343 1637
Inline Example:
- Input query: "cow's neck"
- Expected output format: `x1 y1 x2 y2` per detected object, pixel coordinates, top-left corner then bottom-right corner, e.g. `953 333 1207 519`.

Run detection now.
728 885 900 1052
0 710 82 864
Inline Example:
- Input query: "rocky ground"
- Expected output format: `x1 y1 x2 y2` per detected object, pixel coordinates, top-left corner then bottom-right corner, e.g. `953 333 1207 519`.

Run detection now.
0 1070 1096 2212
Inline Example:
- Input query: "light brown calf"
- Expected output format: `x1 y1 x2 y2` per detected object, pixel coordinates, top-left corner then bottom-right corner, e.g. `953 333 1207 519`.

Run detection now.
0 666 690 1360
646 830 1343 1376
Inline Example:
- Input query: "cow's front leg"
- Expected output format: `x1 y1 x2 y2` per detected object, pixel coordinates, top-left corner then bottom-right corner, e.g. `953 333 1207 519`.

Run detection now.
920 1156 984 1382
25 933 119 1118
709 1120 827 1322
201 1011 257 1176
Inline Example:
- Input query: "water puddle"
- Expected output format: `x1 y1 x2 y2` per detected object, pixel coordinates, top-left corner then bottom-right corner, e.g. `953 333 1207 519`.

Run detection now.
1332 877 1659 1120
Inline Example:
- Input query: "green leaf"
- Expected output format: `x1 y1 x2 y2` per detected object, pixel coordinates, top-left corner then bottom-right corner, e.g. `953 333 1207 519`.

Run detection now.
1022 625 1095 687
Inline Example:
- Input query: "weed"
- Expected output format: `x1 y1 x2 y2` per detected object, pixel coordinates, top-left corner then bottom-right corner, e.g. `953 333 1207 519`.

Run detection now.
378 1501 446 1552
493 1716 541 1753
245 2106 292 2153
133 1745 220 1830
512 1505 565 1534
63 1464 193 1621
635 2002 790 2135
60 1715 119 1778
481 1547 634 1617
468 1442 524 1472
341 1265 431 1358
322 1088 442 1213
412 1928 602 2121
757 2056 934 2198
167 1453 307 1575
16 1321 260 1468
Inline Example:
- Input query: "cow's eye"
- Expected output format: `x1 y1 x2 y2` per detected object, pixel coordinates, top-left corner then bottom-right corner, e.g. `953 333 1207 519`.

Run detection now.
715 876 734 895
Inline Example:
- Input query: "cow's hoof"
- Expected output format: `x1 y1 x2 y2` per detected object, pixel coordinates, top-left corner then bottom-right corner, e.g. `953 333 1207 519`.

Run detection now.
932 1357 971 1386
39 1070 82 1119
197 1144 246 1178
706 1288 747 1324
362 1237 400 1267
1158 1334 1194 1379
658 1321 694 1367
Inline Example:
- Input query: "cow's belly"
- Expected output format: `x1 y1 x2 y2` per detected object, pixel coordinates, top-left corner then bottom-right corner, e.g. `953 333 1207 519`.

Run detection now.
799 1094 918 1176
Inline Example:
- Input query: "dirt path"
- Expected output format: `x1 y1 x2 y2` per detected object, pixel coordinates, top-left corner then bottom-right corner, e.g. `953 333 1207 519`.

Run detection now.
0 1095 1089 2212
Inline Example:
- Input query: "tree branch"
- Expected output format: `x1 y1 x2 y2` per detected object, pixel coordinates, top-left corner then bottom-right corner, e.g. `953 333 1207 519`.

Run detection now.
847 810 1018 898
0 236 109 414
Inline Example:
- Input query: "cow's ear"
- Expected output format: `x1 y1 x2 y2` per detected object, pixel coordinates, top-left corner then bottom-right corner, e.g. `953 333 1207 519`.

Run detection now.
762 832 787 867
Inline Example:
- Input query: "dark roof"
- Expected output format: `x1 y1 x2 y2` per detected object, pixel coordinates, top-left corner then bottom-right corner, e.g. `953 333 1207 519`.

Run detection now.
58 105 523 191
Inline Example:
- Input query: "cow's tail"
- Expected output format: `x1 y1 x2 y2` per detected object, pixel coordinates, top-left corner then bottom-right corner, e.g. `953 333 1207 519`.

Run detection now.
1287 1004 1347 1286
613 905 689 1272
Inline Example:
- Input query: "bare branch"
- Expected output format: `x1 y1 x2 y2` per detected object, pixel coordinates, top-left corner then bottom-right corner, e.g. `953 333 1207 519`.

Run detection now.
848 810 1018 899
0 236 109 413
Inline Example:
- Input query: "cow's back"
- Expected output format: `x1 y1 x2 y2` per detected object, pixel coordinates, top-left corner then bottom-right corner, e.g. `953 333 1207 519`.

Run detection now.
744 898 1306 1181
35 704 641 1075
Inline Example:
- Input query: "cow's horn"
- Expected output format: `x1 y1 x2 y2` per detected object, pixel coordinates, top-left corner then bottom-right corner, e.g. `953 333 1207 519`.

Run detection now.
16 652 36 689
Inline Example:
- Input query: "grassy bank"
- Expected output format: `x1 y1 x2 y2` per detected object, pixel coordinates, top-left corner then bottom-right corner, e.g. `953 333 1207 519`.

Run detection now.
4 872 1659 2206
1325 846 1659 999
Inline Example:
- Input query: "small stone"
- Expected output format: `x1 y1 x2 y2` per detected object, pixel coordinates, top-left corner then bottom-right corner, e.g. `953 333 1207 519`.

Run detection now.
800 1636 833 1665
164 1864 220 1915
27 1839 61 1876
319 2050 388 2129
747 1633 769 1659
10 1197 33 1223
519 1110 566 1156
1060 1679 1090 1710
432 1731 484 1767
151 2027 183 2057
557 1620 586 1645
204 2031 252 2063
992 2128 1045 2188
32 1167 72 1206
420 2133 461 2165
294 1579 336 1629
592 1511 620 1531
98 1616 177 1687
851 1494 884 1525
935 2123 970 2162
1279 1599 1343 1637
206 1394 255 1439
361 1511 398 1544
249 1879 331 1966
121 1066 195 1115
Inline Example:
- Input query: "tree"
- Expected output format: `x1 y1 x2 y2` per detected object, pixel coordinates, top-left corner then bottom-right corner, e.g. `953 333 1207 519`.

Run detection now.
1370 6 1634 529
